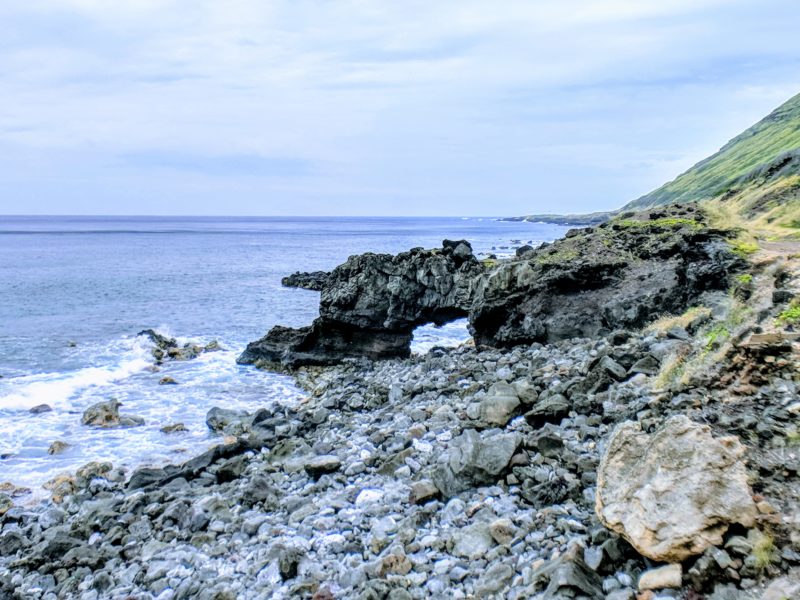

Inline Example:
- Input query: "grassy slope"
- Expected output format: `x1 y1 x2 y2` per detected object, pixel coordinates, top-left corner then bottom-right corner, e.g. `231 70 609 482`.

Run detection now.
626 92 800 211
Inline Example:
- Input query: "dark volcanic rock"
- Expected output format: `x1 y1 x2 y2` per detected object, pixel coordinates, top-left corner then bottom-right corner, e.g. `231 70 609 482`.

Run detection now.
281 271 330 291
469 205 741 348
238 240 484 367
240 206 741 367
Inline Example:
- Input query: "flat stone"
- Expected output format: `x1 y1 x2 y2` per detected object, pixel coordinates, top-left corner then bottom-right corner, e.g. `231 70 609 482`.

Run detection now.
304 455 341 478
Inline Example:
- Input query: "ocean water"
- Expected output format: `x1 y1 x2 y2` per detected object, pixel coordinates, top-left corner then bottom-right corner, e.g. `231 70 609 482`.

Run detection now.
0 216 567 496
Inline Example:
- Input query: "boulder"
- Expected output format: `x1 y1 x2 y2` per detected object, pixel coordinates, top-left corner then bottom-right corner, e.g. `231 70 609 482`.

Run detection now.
206 407 251 435
81 400 144 428
47 441 70 455
596 415 757 562
432 429 521 497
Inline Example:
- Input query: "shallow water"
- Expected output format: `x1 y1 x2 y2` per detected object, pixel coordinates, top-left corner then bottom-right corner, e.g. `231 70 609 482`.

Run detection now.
0 216 566 493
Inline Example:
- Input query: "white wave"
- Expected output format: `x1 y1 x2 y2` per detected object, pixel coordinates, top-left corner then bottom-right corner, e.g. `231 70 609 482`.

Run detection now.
0 337 152 410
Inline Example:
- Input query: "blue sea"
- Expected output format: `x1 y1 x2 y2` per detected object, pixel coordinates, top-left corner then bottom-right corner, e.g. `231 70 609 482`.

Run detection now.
0 216 567 496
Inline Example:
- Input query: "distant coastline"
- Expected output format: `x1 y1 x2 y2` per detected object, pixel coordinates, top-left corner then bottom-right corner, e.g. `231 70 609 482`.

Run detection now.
500 210 615 226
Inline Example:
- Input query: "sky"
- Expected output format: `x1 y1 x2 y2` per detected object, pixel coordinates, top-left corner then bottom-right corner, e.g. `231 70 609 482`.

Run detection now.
1 0 800 216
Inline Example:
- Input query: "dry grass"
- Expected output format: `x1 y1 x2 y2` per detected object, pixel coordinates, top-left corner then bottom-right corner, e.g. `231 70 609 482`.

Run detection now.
646 306 712 334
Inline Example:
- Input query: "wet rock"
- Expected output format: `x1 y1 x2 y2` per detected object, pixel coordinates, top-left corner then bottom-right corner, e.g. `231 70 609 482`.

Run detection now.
138 329 218 362
206 407 251 435
158 376 178 385
638 564 682 591
0 494 12 516
47 440 71 455
29 404 53 414
160 423 188 434
432 429 521 497
596 415 757 562
81 399 144 428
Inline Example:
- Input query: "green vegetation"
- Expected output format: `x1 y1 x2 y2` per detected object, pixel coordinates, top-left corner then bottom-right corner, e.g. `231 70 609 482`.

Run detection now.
730 239 759 257
625 92 800 209
615 217 701 230
481 258 498 268
704 324 730 350
777 300 800 325
735 273 753 284
535 248 579 265
751 532 778 571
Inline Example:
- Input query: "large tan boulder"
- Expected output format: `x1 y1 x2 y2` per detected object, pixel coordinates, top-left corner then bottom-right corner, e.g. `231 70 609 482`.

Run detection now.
595 415 757 562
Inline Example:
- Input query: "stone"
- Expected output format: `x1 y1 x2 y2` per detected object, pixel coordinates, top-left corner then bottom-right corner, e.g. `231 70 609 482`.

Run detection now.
0 493 12 516
451 522 494 559
47 440 71 455
432 429 521 497
206 407 250 434
160 423 188 434
638 564 682 591
29 404 53 414
525 394 570 427
600 356 628 380
596 416 757 562
479 382 520 426
475 562 514 596
81 399 144 428
529 544 604 599
409 480 439 504
304 455 341 478
761 578 800 600
158 376 178 385
489 517 516 545
629 355 660 376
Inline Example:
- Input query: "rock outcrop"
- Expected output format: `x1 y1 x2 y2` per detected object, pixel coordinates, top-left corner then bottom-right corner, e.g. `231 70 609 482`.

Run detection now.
281 271 329 291
470 205 741 347
241 206 741 367
138 329 220 363
595 415 757 562
238 240 484 366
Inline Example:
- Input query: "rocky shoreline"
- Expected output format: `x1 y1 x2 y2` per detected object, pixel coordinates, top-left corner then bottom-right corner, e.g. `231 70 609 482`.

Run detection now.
1 206 799 599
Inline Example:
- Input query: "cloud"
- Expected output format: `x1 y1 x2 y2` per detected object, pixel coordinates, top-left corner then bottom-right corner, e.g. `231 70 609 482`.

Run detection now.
0 0 799 215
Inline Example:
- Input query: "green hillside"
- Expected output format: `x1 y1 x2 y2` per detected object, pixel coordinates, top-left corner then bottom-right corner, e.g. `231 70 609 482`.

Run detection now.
625 92 800 210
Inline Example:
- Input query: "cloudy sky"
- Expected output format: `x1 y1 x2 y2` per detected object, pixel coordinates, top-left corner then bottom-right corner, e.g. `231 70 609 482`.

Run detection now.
1 0 799 216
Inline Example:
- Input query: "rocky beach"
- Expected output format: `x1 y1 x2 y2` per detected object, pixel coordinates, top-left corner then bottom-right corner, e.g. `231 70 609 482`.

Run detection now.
2 205 799 599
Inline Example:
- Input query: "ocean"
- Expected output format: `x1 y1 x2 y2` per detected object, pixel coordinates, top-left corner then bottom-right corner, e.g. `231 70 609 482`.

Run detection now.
0 216 567 496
